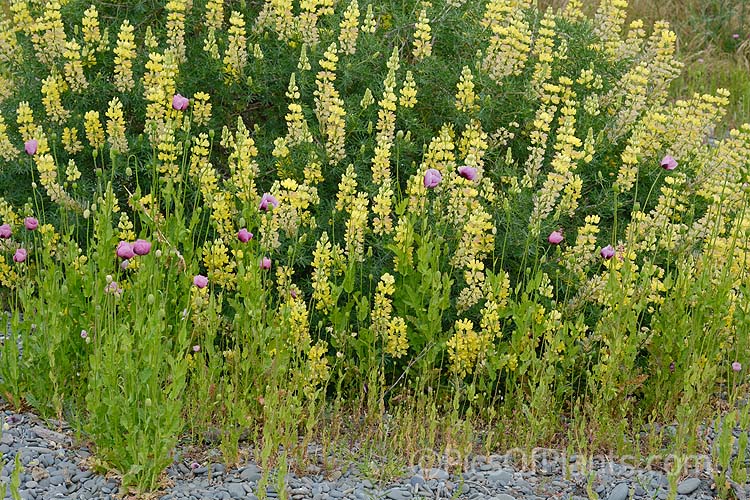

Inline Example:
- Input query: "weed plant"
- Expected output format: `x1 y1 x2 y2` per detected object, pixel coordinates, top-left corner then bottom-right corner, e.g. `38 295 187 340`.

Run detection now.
0 0 748 494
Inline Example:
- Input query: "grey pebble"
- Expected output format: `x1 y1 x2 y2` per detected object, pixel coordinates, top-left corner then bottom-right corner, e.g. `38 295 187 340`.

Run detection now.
487 469 513 485
239 464 262 482
608 482 630 500
677 478 702 495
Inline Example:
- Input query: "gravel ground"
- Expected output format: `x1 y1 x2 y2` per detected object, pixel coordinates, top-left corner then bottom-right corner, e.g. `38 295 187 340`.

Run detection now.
0 407 748 500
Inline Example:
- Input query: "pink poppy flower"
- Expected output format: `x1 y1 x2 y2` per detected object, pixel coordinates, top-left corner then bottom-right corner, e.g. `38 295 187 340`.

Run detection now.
116 241 135 259
259 193 279 211
0 224 10 239
237 228 253 243
548 231 564 245
24 139 38 156
423 168 442 188
172 94 190 111
457 165 478 181
13 248 27 263
24 217 38 231
260 256 271 270
660 155 677 171
600 245 616 260
193 275 208 288
133 239 151 256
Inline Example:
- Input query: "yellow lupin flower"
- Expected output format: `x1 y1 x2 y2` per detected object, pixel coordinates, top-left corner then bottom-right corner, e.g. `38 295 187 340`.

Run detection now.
83 111 106 151
41 73 70 124
338 0 360 55
455 66 479 113
447 319 489 378
398 71 417 108
113 20 137 92
62 127 83 155
62 40 88 92
105 97 128 154
305 341 330 398
166 0 188 62
223 11 248 83
192 92 212 126
386 317 409 358
412 3 433 60
0 115 18 161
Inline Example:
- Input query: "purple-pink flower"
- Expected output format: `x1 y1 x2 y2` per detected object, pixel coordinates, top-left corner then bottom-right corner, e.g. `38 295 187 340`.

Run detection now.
24 139 38 156
0 224 10 239
669 361 675 372
81 330 88 339
457 165 478 181
260 256 271 270
172 94 190 111
133 239 151 256
423 168 442 189
660 155 677 171
13 248 27 263
732 33 740 40
732 361 742 372
600 245 616 260
193 274 208 288
548 230 564 245
237 228 253 243
192 345 200 352
116 241 135 259
24 217 38 231
259 193 279 211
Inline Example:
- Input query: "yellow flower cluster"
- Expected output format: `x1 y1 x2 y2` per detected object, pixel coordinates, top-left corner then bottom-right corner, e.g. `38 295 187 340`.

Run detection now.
63 40 87 92
386 316 408 359
166 0 188 62
619 20 646 59
530 11 556 93
65 159 81 184
156 124 180 182
0 255 19 290
192 92 212 126
189 132 218 198
305 340 330 398
41 73 70 124
563 214 600 279
36 152 77 208
455 66 478 114
117 212 136 242
314 43 347 165
81 5 106 66
592 0 628 58
83 110 105 151
370 47 399 201
481 0 532 84
0 115 17 161
203 238 236 289
16 101 36 141
522 82 561 188
223 117 260 204
113 20 137 92
447 318 490 378
345 192 369 262
311 233 338 312
62 127 83 155
338 0 360 55
398 71 417 108
530 78 585 234
143 51 178 130
203 0 223 59
412 3 432 60
361 4 376 33
105 97 128 154
224 11 248 83
284 294 311 349
30 1 66 66
284 74 312 146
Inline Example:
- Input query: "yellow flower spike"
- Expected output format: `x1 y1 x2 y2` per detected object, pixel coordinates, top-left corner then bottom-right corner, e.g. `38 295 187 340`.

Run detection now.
412 4 432 60
0 115 18 161
113 20 137 92
223 11 247 83
338 0 360 55
105 97 128 155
